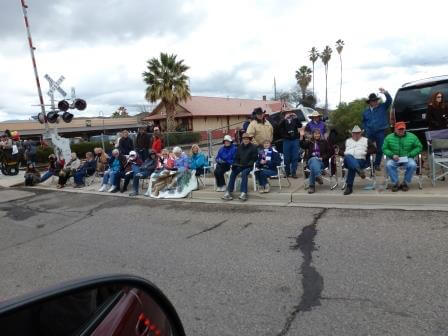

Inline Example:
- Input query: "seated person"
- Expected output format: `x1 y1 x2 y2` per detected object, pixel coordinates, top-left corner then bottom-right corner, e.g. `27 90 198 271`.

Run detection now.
118 151 142 193
255 139 281 193
300 129 334 194
40 154 65 183
222 133 258 201
214 135 237 192
129 150 158 196
73 152 97 188
99 149 125 192
57 152 81 189
149 147 189 197
383 121 422 192
305 111 327 138
24 162 41 186
189 144 208 177
94 147 109 174
342 125 376 195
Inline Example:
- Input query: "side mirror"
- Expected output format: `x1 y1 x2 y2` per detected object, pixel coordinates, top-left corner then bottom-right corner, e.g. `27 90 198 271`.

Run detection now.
0 274 185 336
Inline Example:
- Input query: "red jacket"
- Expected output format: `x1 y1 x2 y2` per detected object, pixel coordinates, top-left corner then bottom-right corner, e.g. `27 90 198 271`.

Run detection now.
152 137 162 154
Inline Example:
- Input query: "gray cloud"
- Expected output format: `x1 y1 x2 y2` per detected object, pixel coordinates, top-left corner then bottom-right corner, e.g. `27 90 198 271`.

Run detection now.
1 0 202 43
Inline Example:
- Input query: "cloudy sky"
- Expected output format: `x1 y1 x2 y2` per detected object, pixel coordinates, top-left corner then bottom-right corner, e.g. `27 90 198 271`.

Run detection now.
1 0 448 121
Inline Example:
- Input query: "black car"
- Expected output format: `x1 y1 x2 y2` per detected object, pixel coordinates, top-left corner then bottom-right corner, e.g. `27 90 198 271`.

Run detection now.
393 75 448 134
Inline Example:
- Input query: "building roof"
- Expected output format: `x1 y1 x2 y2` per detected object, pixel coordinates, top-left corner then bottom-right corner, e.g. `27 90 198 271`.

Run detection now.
143 96 287 121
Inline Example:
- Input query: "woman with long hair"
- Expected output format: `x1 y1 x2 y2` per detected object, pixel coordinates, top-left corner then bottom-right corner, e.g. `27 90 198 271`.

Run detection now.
427 91 448 131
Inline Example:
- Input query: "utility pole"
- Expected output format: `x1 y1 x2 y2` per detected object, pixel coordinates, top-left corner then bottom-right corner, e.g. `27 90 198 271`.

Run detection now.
274 77 277 101
19 0 46 124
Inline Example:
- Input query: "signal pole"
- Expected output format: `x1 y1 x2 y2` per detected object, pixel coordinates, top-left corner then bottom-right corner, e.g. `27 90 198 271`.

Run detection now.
19 0 46 120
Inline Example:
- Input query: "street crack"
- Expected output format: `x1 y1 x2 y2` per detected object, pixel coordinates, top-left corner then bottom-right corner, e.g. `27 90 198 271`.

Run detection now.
186 220 227 239
277 208 327 336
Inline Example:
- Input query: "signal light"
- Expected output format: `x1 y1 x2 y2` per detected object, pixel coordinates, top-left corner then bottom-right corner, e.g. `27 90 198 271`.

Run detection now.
74 99 87 111
47 111 59 123
37 113 46 124
58 100 70 112
62 111 73 123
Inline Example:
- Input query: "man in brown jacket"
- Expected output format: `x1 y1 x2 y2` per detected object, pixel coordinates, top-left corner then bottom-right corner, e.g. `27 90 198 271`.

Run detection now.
246 108 273 146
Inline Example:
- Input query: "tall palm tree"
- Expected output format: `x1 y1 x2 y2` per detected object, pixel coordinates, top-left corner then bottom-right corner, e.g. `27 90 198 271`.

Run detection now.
320 46 332 116
142 53 191 132
309 47 319 96
295 65 313 101
336 39 345 106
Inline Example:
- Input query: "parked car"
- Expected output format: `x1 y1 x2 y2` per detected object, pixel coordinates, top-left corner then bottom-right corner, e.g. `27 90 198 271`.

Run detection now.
392 75 448 134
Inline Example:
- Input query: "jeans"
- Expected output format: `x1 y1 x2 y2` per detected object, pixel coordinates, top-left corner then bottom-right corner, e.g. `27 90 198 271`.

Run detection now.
344 155 367 186
214 162 231 187
308 157 324 186
368 130 385 167
227 166 252 193
40 171 54 183
138 149 148 162
102 170 118 186
255 168 277 187
283 138 299 176
386 158 417 184
118 171 133 190
132 171 150 193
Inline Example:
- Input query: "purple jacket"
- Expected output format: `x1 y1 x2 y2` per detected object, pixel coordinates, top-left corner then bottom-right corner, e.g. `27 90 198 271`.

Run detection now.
305 121 327 135
174 153 189 172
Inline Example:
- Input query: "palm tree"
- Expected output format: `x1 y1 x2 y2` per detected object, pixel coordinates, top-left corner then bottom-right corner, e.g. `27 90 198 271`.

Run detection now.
320 46 332 116
295 66 313 101
142 53 191 132
336 39 345 106
309 47 319 96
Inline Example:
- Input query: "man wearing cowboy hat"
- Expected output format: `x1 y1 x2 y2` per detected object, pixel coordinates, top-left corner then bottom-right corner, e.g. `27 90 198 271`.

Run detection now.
383 121 422 192
304 110 327 137
246 107 274 146
222 133 258 201
362 88 392 171
342 125 376 195
279 107 302 178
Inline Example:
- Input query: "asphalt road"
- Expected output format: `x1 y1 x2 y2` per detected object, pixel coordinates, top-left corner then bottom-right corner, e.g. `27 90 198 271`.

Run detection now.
0 188 447 336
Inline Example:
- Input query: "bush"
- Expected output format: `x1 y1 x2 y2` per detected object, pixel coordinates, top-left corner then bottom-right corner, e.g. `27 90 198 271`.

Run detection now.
36 141 114 163
163 132 201 148
329 99 366 144
36 147 54 163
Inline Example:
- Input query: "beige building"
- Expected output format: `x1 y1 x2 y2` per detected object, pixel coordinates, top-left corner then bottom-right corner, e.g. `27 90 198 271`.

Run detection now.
143 96 285 139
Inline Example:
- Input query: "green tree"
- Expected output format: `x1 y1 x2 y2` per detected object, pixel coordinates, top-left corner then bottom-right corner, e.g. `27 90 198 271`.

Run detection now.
320 46 333 117
295 65 312 100
142 53 191 132
329 98 366 143
336 39 345 105
111 106 130 118
309 47 319 95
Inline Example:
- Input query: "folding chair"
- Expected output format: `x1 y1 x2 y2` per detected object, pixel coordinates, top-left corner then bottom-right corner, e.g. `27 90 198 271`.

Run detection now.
339 154 376 191
382 154 423 189
197 157 213 188
302 156 338 190
261 153 291 191
426 129 448 186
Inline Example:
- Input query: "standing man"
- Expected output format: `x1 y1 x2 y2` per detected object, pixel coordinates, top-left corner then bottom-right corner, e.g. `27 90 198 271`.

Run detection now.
362 87 392 171
136 127 151 161
383 121 422 192
246 108 273 146
118 130 134 156
279 108 302 178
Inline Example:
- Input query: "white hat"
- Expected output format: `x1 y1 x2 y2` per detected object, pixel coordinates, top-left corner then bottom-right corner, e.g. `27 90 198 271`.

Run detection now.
129 150 137 156
351 125 362 133
223 135 233 142
310 111 321 117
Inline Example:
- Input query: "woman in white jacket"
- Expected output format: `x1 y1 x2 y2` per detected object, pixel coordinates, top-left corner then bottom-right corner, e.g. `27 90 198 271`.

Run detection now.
343 125 376 195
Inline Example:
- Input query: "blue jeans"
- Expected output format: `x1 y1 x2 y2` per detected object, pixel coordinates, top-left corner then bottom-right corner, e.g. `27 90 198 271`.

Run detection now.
227 166 252 193
74 169 86 185
386 158 417 184
102 170 118 185
132 171 150 193
40 171 54 183
308 157 324 186
283 139 299 176
255 168 277 187
344 155 367 186
368 130 385 167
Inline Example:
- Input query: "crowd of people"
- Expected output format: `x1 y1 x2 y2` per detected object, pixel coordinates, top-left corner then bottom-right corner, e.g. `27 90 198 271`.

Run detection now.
2 87 448 200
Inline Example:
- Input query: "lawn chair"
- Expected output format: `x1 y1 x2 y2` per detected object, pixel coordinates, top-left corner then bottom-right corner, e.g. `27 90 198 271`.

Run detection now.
197 157 213 188
302 156 338 190
382 154 423 189
339 154 376 191
426 128 448 186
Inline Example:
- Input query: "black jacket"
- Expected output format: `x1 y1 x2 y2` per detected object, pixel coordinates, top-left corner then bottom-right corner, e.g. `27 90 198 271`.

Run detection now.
427 104 448 131
118 137 134 155
139 157 157 175
136 132 152 150
79 159 97 176
300 139 334 167
234 143 258 168
279 117 302 140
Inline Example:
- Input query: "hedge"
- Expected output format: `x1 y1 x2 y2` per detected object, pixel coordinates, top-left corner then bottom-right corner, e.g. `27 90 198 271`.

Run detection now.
163 132 201 148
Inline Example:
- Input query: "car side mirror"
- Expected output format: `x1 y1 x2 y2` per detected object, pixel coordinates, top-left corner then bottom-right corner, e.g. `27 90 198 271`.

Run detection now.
0 274 185 336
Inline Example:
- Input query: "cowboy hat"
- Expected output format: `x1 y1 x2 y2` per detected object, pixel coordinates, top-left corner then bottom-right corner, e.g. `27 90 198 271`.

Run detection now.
241 133 253 139
366 93 380 103
310 111 321 117
252 107 264 115
351 125 362 133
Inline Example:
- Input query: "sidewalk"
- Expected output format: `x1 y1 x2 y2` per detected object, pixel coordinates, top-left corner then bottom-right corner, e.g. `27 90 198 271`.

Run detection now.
9 170 448 211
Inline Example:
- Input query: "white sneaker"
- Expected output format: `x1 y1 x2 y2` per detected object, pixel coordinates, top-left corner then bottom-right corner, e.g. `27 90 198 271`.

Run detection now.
264 184 270 193
216 186 226 192
108 185 117 193
98 184 108 192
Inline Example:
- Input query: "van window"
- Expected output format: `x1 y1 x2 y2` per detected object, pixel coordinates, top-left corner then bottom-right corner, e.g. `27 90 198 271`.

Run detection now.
394 83 448 113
